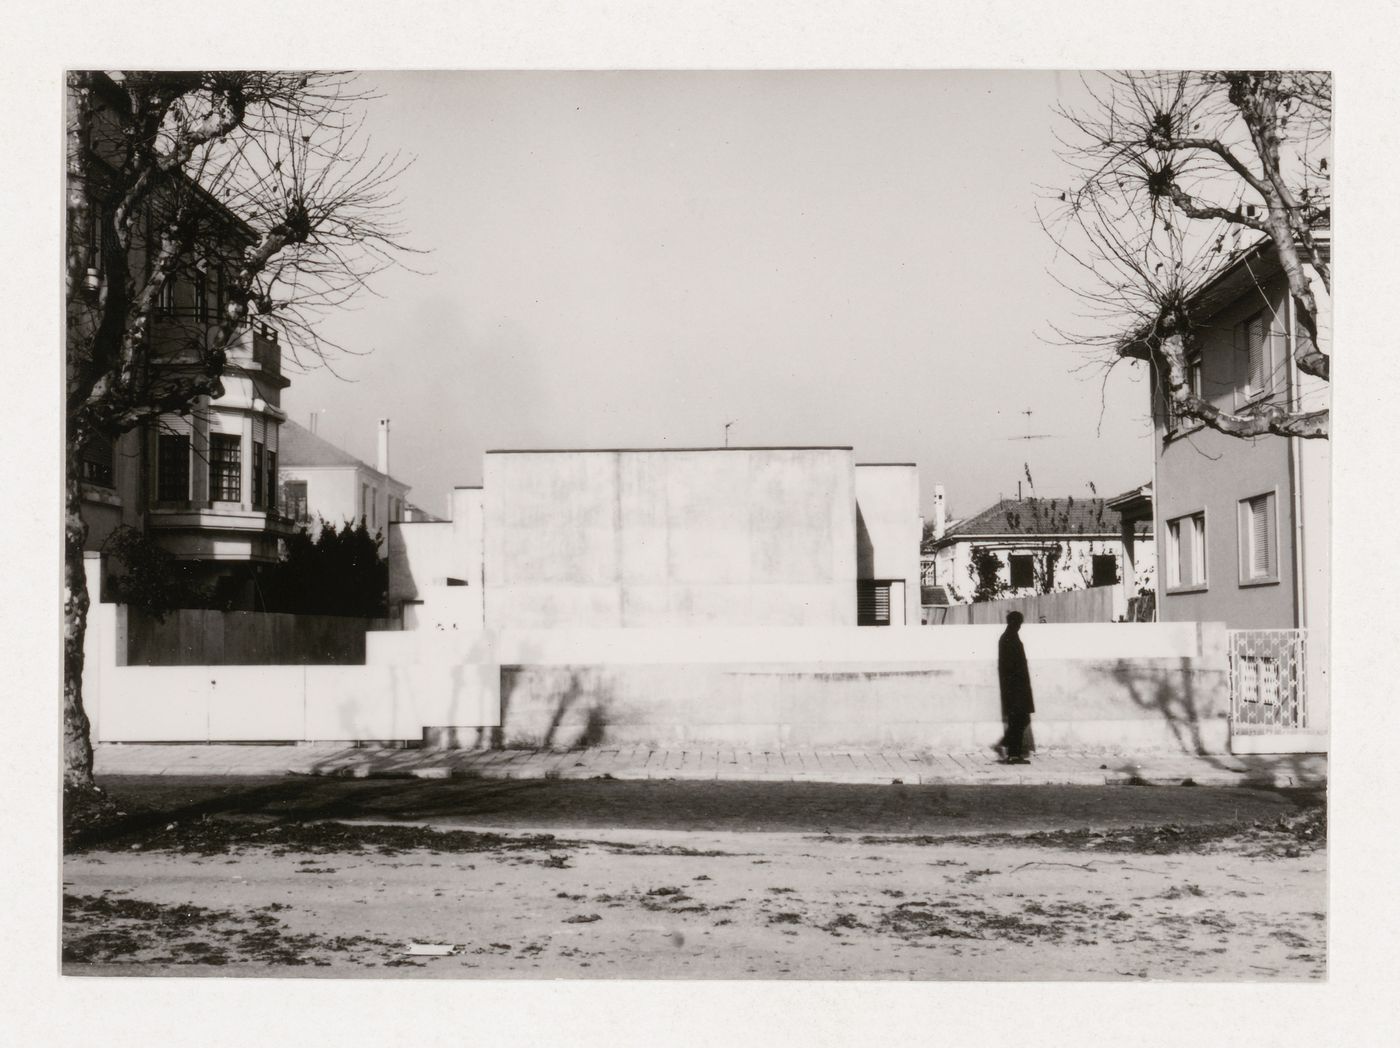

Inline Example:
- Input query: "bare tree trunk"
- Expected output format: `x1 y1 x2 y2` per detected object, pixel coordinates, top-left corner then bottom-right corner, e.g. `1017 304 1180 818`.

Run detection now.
64 449 96 793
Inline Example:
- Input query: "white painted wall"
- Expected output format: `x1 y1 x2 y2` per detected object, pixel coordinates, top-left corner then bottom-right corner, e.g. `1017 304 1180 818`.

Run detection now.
85 554 1229 751
931 535 1153 613
483 449 859 628
855 464 922 625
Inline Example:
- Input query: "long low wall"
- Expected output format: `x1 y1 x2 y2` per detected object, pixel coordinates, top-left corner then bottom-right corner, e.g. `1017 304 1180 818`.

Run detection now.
482 622 1226 752
84 603 499 744
84 562 1230 753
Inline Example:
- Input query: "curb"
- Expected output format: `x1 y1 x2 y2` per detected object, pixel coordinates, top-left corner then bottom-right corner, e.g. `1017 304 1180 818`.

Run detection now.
281 765 1321 788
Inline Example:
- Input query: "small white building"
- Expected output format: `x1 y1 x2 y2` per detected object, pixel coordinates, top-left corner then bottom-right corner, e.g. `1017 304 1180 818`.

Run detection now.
278 418 412 548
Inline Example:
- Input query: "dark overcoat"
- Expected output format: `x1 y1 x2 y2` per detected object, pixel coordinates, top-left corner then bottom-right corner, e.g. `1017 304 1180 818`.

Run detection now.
997 628 1035 717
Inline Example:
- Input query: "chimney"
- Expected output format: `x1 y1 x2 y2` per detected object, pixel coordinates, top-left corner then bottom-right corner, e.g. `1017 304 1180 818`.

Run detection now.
377 418 390 476
933 484 947 540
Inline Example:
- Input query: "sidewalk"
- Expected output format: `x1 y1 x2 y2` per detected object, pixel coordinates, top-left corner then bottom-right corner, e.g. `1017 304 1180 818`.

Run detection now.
94 742 1327 788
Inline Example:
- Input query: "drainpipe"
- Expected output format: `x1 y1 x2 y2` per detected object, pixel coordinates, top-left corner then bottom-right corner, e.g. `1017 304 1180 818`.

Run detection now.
1286 295 1307 633
1150 388 1161 622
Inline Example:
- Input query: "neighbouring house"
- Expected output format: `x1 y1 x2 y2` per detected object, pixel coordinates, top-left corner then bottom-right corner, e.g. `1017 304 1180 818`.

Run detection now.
389 446 923 630
278 418 414 549
1119 240 1330 749
921 490 1154 620
72 73 298 609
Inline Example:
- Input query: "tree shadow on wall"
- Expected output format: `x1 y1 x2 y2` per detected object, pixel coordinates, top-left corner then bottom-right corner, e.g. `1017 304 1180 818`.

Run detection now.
495 666 613 751
1101 657 1213 757
1097 657 1326 789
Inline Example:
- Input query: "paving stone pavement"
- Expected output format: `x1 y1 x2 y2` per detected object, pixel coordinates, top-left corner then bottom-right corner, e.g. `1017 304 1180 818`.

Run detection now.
94 742 1328 788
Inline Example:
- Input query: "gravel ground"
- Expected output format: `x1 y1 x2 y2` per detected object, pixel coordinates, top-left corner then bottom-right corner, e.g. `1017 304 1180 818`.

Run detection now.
63 790 1326 981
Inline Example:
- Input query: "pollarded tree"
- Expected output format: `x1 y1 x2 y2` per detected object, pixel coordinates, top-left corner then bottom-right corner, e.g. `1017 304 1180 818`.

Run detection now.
1045 70 1330 440
65 71 414 798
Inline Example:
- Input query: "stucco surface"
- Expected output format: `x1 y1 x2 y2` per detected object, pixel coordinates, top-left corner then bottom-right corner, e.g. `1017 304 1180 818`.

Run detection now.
483 449 859 628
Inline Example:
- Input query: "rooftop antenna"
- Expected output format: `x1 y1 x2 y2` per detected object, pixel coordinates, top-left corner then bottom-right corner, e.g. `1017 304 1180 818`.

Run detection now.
724 420 737 448
1006 408 1055 441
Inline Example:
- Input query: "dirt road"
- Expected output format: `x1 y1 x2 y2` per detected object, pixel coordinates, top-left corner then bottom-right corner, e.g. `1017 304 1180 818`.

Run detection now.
63 800 1325 980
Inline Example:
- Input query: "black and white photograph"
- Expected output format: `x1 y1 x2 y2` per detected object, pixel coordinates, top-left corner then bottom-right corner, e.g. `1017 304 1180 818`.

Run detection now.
10 1 1400 1044
58 63 1330 980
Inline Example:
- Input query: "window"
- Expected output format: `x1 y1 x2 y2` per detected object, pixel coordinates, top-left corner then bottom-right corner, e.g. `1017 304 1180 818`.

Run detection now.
858 581 892 626
156 434 189 501
360 482 369 524
1009 554 1034 589
1167 512 1207 590
156 276 176 316
251 441 264 508
285 480 309 522
209 433 241 502
194 268 208 320
371 486 379 528
1185 349 1202 399
1239 492 1279 583
265 450 277 514
1161 350 1203 433
1235 313 1273 404
80 433 115 488
1091 554 1118 587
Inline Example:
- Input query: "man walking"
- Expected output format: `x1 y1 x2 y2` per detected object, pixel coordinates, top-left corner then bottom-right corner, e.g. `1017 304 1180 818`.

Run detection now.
993 611 1035 764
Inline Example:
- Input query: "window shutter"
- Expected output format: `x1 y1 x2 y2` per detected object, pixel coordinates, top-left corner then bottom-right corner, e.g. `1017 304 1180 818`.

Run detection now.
1248 317 1267 394
858 582 891 626
1250 494 1274 577
1192 514 1206 584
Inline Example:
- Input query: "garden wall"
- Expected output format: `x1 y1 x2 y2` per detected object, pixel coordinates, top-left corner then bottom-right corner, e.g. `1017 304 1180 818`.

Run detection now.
84 549 1229 754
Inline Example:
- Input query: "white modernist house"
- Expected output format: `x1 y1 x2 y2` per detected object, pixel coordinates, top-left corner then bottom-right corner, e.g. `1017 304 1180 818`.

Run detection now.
278 418 413 548
389 447 923 630
82 443 1239 754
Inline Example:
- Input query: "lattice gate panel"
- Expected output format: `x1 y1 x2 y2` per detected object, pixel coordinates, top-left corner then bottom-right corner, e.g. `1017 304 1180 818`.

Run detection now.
1228 629 1307 733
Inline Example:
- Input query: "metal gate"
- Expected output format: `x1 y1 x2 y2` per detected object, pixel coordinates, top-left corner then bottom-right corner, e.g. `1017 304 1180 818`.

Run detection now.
1228 629 1308 733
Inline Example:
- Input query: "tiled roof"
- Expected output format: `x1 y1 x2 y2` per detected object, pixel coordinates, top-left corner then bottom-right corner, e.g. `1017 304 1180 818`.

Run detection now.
927 496 1151 548
280 422 411 496
280 420 383 473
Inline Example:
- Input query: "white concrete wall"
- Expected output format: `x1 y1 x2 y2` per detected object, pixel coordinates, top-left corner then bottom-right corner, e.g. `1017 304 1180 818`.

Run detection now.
84 544 1229 753
483 449 858 628
855 464 921 625
388 487 485 629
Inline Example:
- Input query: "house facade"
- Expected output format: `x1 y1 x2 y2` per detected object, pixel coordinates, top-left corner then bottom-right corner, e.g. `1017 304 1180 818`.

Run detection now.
389 446 922 631
278 418 413 547
1123 245 1330 745
921 492 1154 620
72 74 297 608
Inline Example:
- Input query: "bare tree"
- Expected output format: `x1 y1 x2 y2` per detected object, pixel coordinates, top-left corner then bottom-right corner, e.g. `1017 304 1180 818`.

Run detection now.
65 71 415 799
1044 71 1330 440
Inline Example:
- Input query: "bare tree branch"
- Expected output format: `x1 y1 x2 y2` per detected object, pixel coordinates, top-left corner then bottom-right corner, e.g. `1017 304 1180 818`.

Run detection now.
1044 70 1330 441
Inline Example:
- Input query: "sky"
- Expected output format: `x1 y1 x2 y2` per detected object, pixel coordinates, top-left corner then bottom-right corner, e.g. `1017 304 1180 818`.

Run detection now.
285 71 1155 521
